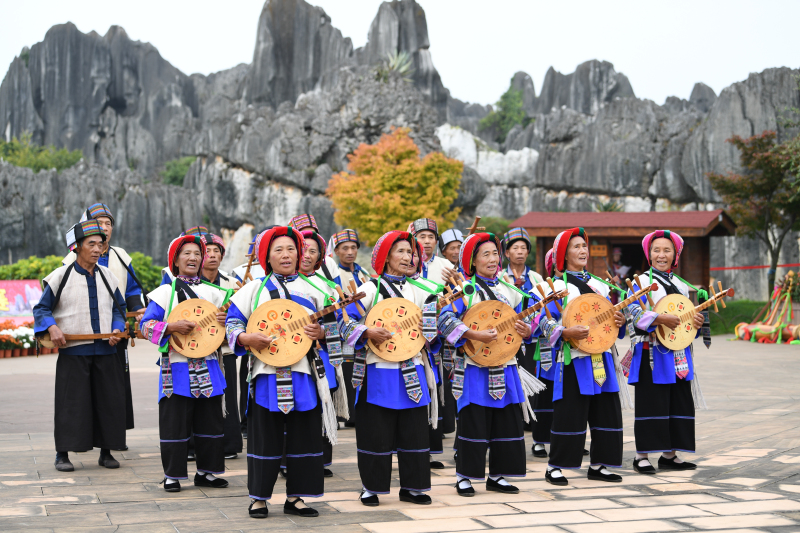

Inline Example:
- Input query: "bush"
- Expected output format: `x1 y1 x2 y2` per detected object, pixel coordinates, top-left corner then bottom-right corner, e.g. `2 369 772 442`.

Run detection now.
478 80 532 144
128 252 165 294
708 299 768 336
0 133 83 172
160 156 195 186
0 253 164 294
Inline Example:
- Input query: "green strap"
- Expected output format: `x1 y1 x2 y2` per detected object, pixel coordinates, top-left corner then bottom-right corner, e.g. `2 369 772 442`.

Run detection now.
588 273 626 296
670 270 709 301
467 276 478 308
405 276 443 295
532 337 541 361
498 278 534 299
372 278 382 308
160 279 179 354
253 273 272 313
199 279 234 305
299 273 334 306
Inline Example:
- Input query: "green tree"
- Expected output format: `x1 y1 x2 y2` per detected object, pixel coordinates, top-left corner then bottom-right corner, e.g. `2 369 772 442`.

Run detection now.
327 127 463 244
128 252 166 294
479 80 532 144
161 156 195 186
0 133 83 172
707 130 800 293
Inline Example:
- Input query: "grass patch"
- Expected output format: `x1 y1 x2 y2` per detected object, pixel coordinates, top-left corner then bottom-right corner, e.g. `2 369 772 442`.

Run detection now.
708 299 767 336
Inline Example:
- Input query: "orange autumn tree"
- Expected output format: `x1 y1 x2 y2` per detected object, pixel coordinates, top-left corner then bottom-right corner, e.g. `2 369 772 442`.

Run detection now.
327 127 463 244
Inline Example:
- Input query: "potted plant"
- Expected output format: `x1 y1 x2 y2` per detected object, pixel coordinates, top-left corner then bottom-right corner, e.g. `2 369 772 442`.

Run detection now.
0 335 12 358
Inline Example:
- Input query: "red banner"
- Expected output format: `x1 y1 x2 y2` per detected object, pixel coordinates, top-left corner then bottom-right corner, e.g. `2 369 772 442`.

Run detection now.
0 280 42 325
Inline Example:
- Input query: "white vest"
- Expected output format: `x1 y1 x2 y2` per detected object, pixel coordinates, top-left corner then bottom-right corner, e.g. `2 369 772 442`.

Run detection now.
63 246 132 297
422 255 454 285
43 264 121 350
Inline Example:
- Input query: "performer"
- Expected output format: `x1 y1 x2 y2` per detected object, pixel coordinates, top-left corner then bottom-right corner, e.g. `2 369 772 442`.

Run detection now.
409 218 456 285
538 228 629 485
439 228 464 265
628 230 704 474
62 203 144 436
226 226 331 519
339 231 438 507
612 247 632 279
140 235 231 493
330 229 370 291
288 214 341 282
530 249 557 458
197 233 243 461
438 232 540 496
35 220 127 472
503 227 544 292
298 229 346 477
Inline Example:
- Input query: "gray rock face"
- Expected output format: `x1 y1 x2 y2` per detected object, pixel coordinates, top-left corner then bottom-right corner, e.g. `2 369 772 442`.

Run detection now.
0 160 199 264
535 60 635 116
689 82 717 113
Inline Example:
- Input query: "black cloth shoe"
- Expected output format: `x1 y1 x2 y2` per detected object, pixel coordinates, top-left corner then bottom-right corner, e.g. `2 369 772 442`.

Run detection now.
455 480 475 497
324 468 333 477
545 469 568 486
279 467 287 478
225 453 238 460
187 453 196 461
532 445 548 458
54 454 74 472
399 488 432 505
430 460 445 469
487 477 519 494
344 421 356 428
241 429 248 439
360 491 380 506
116 445 129 451
161 478 181 492
98 453 120 469
658 455 697 470
583 448 590 456
284 497 319 517
588 467 622 482
633 458 656 474
194 472 229 488
249 499 268 518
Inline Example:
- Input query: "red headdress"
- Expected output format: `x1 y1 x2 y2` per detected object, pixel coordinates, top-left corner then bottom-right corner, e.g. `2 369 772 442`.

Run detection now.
371 231 414 276
458 232 501 277
300 229 327 271
256 226 305 275
545 248 555 277
553 227 587 272
168 235 206 276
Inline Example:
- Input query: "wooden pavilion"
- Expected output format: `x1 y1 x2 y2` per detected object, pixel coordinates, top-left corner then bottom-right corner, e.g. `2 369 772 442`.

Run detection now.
509 210 736 289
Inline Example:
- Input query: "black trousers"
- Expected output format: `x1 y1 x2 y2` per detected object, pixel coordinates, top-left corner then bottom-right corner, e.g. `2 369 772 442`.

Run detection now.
549 362 623 469
159 394 224 479
442 377 457 434
239 355 249 432
341 361 357 425
247 399 324 500
116 341 134 430
429 381 444 455
356 374 431 494
531 377 554 445
633 351 695 454
456 403 526 480
55 352 126 452
187 355 243 456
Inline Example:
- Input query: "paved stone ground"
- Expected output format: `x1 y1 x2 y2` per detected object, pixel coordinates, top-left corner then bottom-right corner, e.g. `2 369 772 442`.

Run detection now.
0 335 799 532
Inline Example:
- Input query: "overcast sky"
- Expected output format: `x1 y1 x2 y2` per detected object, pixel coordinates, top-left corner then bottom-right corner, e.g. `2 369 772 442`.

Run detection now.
2 1 798 107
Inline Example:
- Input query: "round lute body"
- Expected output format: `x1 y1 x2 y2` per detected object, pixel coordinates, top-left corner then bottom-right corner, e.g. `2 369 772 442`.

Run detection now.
247 299 314 367
461 300 521 367
561 293 620 354
653 294 699 350
365 298 425 362
167 299 226 359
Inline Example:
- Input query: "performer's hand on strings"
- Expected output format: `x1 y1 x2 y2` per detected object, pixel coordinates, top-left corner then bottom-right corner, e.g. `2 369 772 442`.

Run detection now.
364 327 393 344
562 326 589 340
463 327 497 343
614 311 626 328
47 325 66 348
514 320 532 338
216 312 227 326
108 329 123 346
166 320 196 336
239 333 273 350
654 313 681 330
304 322 324 340
692 313 705 329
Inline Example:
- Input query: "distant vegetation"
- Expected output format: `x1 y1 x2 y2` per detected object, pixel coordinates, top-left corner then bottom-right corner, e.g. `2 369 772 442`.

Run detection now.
479 79 533 144
0 133 83 172
161 156 195 186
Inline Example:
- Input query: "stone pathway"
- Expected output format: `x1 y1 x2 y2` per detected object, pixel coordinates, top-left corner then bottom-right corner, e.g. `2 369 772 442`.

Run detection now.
0 335 798 532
